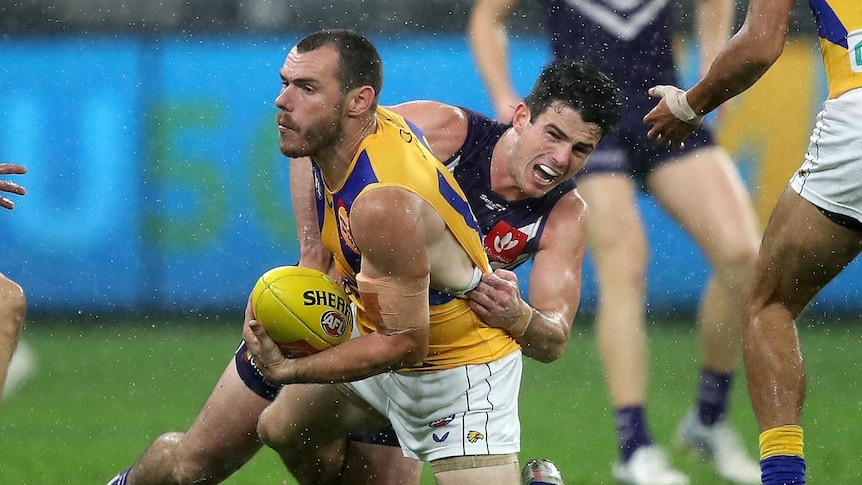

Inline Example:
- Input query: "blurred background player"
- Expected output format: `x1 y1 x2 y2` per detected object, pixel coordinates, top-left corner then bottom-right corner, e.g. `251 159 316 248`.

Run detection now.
644 0 862 483
0 163 31 400
468 1 762 484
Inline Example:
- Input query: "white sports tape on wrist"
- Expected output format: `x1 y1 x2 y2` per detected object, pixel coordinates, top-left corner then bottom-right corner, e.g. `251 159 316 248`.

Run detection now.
465 266 482 293
654 85 703 125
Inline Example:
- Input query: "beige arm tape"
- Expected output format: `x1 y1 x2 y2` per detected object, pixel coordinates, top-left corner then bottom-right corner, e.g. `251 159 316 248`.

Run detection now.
509 302 533 338
356 272 429 336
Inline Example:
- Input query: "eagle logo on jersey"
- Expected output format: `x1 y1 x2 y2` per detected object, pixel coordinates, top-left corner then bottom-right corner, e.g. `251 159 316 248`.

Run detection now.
563 0 669 41
467 431 485 443
335 199 359 254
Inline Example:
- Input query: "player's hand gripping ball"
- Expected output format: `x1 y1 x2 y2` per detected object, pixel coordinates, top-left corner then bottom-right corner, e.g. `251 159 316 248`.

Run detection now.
251 266 353 357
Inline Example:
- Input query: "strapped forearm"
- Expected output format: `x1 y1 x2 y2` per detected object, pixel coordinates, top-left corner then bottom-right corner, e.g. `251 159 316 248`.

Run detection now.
509 303 570 363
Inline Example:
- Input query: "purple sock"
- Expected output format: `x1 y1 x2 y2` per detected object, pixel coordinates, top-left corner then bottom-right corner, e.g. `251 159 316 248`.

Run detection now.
616 405 654 461
697 368 732 425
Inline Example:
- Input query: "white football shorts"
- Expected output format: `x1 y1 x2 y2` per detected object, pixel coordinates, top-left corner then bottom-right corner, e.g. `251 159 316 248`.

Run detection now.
343 349 522 462
790 87 862 223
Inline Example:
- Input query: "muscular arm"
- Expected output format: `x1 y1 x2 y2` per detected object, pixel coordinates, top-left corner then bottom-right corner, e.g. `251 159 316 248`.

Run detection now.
644 0 793 145
289 158 334 275
469 192 587 362
246 187 433 384
687 0 791 115
467 0 522 122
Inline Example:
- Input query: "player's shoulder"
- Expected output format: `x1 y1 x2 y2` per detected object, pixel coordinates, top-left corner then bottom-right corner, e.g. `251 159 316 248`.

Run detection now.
546 189 588 230
388 101 470 161
388 101 466 129
533 189 589 253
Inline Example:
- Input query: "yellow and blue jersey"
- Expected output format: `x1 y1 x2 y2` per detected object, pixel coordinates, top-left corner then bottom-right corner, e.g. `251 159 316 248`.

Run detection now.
312 107 520 371
809 0 862 98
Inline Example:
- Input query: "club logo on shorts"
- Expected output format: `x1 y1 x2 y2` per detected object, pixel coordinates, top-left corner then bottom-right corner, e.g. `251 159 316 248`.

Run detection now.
467 431 485 443
428 414 455 428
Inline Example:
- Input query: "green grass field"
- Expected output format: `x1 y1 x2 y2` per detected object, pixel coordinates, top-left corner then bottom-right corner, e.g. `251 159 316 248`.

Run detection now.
1 313 860 484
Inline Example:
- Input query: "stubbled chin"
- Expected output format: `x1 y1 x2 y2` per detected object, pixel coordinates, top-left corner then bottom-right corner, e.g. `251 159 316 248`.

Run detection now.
280 141 304 158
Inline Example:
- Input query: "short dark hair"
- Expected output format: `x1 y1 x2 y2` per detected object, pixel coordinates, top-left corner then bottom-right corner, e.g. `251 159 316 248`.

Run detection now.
296 29 383 107
524 60 622 137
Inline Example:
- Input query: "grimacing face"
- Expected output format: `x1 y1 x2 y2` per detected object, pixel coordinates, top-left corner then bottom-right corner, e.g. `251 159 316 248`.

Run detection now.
510 101 602 198
275 45 348 159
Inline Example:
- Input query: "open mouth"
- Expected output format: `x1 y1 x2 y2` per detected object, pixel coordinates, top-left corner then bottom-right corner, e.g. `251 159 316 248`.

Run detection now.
533 164 561 184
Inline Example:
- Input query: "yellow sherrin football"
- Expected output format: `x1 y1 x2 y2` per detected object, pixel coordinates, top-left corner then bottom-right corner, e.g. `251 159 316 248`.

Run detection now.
251 266 353 357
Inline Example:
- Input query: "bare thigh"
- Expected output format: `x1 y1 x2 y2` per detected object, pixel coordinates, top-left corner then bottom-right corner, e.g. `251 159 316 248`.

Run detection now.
647 146 760 263
342 441 423 485
259 382 389 452
748 188 862 315
577 172 647 265
181 360 270 460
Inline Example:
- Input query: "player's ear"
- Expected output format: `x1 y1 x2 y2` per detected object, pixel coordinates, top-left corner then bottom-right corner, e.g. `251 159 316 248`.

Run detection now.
511 102 531 132
347 85 376 117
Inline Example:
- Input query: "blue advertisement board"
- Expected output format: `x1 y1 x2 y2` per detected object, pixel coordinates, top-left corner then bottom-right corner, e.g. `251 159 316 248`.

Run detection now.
0 33 858 315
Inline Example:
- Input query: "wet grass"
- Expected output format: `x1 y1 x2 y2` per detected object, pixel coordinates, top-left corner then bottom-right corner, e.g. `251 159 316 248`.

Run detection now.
1 313 860 484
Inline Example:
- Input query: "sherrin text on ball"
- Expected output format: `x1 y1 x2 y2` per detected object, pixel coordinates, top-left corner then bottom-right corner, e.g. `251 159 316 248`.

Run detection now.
251 266 353 357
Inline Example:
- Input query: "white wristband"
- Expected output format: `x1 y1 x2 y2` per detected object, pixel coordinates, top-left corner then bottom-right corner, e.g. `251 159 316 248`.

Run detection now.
650 85 704 125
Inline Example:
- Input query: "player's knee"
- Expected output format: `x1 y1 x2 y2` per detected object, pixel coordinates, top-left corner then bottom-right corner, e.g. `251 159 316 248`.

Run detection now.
257 404 292 452
712 233 759 277
592 234 649 280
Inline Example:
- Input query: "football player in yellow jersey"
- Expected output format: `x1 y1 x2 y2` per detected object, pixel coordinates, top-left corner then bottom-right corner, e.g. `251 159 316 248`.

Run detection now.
288 60 621 484
104 37 621 485
645 1 862 483
242 29 526 484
